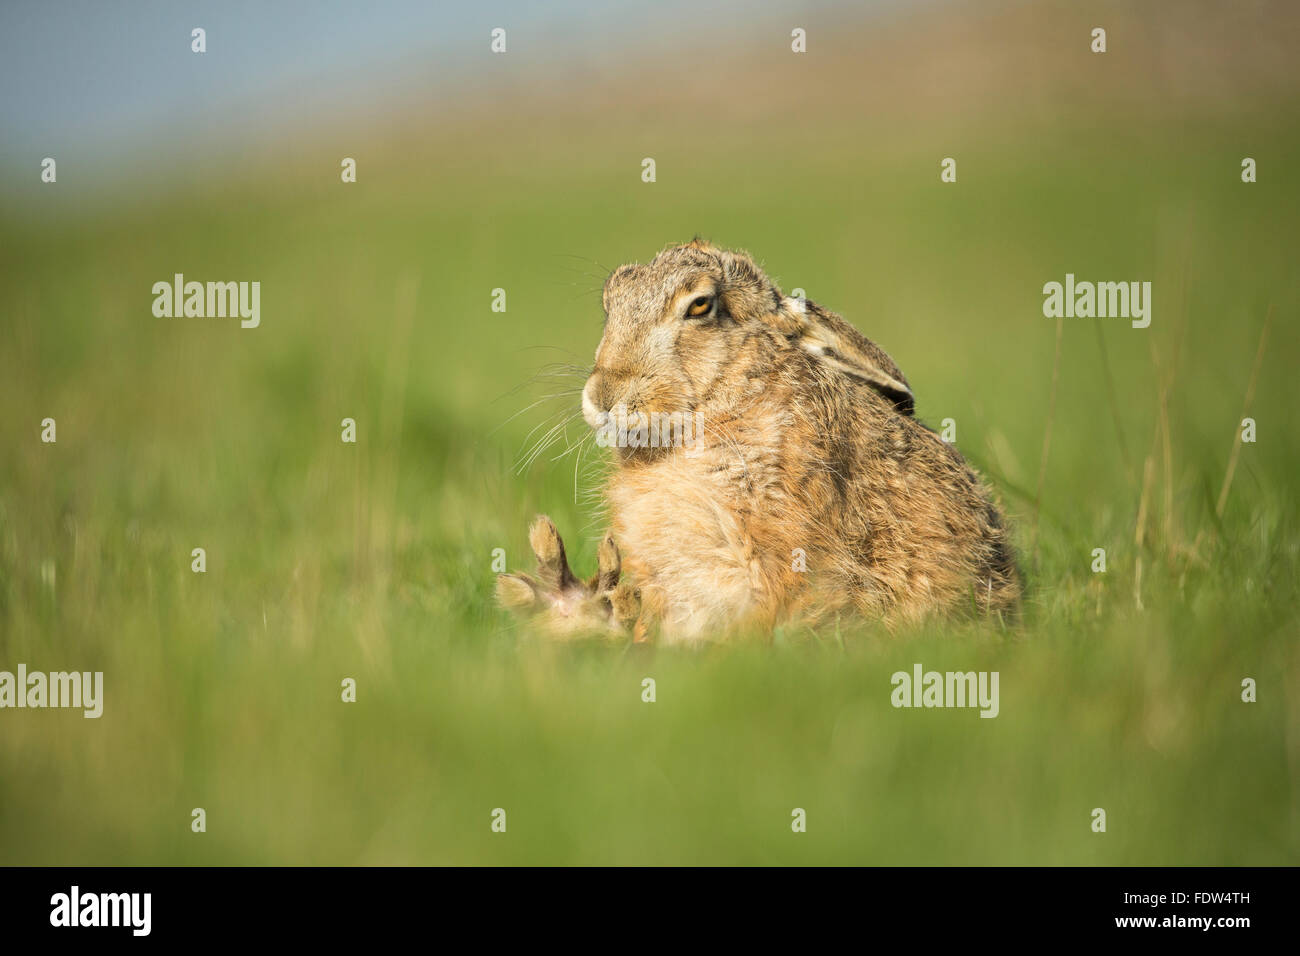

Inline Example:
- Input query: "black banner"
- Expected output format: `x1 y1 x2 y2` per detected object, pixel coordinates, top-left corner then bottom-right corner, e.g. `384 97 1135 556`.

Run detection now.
0 866 1281 942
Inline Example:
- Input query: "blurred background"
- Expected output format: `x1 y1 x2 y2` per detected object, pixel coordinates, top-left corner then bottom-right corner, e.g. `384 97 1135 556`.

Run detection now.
0 0 1297 864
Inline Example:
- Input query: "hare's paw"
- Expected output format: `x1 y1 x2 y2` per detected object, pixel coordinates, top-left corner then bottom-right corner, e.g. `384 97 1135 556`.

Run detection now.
597 532 642 632
495 516 638 638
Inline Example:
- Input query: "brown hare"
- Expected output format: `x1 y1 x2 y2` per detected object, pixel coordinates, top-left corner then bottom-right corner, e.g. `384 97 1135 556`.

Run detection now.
497 240 1021 642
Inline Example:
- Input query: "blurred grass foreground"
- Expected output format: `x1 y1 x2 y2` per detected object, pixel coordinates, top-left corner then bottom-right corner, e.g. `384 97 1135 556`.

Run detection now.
0 0 1297 864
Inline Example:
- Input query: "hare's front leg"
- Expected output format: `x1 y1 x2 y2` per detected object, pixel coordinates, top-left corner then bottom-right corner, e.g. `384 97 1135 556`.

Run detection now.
495 515 640 638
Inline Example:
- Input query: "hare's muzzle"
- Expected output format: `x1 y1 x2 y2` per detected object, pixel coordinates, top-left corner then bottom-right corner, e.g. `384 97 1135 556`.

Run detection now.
583 372 641 430
580 377 606 430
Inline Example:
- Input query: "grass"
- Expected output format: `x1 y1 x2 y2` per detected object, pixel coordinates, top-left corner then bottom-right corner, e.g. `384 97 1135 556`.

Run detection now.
1 2 1297 864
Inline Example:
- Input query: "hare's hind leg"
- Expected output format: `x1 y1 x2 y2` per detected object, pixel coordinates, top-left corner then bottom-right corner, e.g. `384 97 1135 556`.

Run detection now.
495 515 639 638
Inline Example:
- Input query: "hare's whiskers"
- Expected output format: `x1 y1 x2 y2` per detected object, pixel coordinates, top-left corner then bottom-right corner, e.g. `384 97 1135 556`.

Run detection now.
514 402 580 452
493 390 581 434
517 413 584 474
514 408 574 469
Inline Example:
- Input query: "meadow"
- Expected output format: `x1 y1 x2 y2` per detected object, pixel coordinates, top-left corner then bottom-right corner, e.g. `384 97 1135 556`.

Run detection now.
0 1 1296 864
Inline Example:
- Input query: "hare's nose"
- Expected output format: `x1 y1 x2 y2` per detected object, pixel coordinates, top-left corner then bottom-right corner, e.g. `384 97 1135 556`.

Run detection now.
581 380 604 429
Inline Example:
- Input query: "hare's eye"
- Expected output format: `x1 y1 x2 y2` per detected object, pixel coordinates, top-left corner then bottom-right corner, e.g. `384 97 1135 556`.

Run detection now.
686 295 714 318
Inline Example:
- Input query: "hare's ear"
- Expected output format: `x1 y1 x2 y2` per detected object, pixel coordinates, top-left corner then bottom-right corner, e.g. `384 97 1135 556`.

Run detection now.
792 302 914 415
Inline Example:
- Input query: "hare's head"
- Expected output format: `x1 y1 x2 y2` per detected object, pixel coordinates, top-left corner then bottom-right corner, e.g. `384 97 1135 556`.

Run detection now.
581 240 913 439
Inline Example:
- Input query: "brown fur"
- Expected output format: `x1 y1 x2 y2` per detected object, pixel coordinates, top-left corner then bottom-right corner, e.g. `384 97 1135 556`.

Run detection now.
497 240 1020 642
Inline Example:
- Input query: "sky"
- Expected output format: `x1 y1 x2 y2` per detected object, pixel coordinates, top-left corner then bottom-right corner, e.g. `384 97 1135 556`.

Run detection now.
0 1 895 164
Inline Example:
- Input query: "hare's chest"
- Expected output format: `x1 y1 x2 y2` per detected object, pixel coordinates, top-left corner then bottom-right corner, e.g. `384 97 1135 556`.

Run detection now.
607 457 768 639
